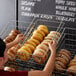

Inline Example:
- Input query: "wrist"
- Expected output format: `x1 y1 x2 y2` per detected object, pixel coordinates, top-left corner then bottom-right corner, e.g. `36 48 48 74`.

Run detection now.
12 40 18 45
51 50 56 54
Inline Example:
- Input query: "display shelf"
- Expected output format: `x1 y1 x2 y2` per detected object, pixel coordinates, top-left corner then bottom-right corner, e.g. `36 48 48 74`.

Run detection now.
53 27 76 76
2 17 67 75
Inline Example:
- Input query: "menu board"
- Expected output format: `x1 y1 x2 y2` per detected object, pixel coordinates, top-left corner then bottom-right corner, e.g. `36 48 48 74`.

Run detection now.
18 0 76 28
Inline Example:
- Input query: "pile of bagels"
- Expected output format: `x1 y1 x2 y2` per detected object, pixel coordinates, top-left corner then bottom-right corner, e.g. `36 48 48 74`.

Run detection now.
4 25 61 63
17 25 61 64
3 25 76 75
67 55 76 75
17 25 49 61
3 29 22 61
4 29 20 44
55 49 76 75
55 49 71 71
32 30 60 64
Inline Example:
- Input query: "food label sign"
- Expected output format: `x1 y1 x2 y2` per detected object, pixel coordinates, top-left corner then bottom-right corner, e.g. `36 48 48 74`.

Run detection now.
18 0 76 28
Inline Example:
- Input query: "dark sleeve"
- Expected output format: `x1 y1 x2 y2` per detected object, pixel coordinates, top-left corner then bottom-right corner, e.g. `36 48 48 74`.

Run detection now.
0 70 28 76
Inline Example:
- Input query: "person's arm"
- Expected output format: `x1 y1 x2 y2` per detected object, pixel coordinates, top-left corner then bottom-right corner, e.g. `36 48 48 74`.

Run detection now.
6 34 25 49
43 41 56 75
28 41 57 76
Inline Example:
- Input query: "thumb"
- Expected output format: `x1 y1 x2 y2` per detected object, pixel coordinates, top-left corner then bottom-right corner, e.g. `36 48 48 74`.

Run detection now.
49 40 53 45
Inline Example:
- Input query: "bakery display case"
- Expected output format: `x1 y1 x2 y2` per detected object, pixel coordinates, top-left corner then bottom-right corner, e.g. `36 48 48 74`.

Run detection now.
53 27 76 76
1 17 76 76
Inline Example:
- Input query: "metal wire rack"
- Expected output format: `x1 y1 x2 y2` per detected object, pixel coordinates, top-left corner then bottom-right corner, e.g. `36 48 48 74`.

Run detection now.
1 17 67 75
53 27 76 76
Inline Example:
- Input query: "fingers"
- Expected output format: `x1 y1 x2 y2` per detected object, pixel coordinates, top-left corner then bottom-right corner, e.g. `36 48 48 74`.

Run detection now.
53 40 57 45
17 34 25 39
19 37 25 42
14 34 25 44
48 40 57 51
17 34 24 37
49 40 56 46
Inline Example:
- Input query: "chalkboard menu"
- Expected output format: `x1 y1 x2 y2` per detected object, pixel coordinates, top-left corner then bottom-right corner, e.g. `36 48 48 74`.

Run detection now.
18 0 76 28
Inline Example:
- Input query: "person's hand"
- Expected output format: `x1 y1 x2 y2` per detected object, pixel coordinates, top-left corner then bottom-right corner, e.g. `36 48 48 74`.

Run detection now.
49 40 57 53
4 67 16 72
14 34 25 44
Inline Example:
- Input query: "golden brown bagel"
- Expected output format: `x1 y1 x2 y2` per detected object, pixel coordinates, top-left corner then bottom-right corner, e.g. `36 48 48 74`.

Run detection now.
28 39 40 45
17 48 30 61
37 25 49 35
26 40 37 47
31 32 43 42
24 44 35 53
21 46 32 54
33 30 45 37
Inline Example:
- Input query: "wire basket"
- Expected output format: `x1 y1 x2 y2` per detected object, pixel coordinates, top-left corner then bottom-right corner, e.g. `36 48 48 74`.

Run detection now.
3 16 65 72
53 27 76 76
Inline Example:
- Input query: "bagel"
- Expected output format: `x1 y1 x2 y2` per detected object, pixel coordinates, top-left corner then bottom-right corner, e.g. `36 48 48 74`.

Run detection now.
17 48 30 61
21 46 32 54
58 49 71 56
55 63 64 72
26 40 37 47
24 44 35 53
57 54 70 62
28 39 40 45
31 33 43 42
55 61 66 69
36 44 48 51
37 25 49 35
41 40 53 46
33 30 45 37
50 31 60 37
67 66 76 74
33 48 47 64
56 57 67 65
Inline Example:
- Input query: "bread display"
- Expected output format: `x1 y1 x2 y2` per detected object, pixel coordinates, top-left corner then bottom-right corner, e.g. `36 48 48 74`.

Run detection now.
33 31 61 64
67 55 76 75
3 29 20 44
55 49 71 72
17 25 49 61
